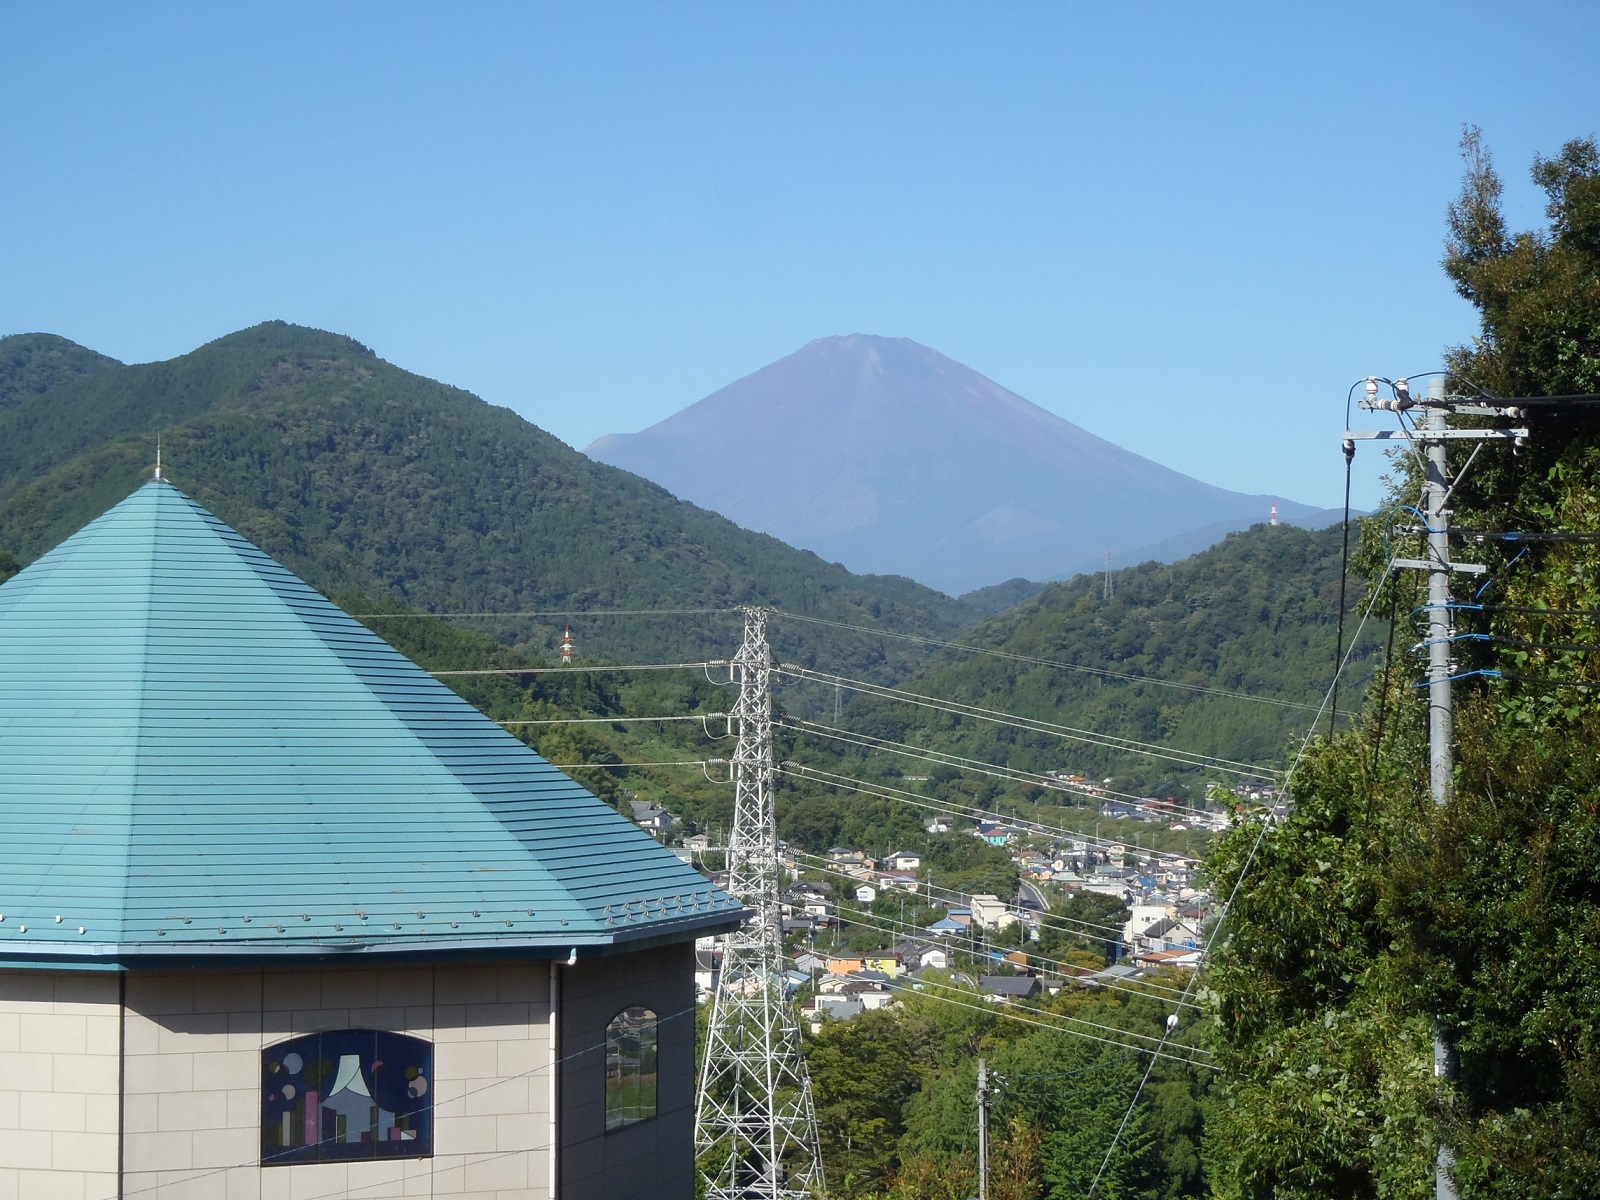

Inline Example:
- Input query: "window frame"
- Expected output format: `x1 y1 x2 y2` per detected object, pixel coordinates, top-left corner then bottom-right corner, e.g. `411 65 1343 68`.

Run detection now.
603 1005 659 1132
260 1029 434 1165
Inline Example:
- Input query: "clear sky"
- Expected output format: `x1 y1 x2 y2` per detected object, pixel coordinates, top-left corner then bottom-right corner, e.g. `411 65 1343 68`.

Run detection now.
4 2 1596 510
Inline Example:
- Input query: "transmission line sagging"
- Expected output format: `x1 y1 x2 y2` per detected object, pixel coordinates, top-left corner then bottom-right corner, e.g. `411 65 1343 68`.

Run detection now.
778 762 1206 860
774 665 1278 779
432 661 721 676
769 610 1320 712
779 716 1228 824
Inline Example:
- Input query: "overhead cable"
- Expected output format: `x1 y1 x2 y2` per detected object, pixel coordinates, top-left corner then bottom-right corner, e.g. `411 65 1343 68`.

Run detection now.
779 717 1225 823
787 849 1138 943
818 906 1205 1014
776 665 1276 779
499 713 729 725
432 662 720 677
356 608 737 618
771 611 1321 712
777 763 1208 866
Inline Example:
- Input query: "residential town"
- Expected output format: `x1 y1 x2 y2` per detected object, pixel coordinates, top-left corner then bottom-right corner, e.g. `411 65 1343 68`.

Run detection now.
630 791 1239 1027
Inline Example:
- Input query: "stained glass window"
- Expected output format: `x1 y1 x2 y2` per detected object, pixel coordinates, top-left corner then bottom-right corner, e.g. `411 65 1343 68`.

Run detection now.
262 1030 432 1165
604 1006 658 1131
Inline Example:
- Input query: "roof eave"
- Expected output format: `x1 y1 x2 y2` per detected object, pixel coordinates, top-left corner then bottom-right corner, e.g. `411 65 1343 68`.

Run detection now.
0 910 744 971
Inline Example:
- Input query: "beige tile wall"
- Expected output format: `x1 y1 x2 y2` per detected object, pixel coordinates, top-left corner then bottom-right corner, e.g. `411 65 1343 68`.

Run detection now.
2 961 552 1200
0 971 121 1200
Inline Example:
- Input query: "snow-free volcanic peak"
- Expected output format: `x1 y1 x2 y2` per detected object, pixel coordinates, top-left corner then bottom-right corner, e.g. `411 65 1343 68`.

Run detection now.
587 335 1327 595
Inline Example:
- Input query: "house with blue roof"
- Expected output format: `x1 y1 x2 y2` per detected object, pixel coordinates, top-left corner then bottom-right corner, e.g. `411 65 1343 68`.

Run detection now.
0 481 741 1200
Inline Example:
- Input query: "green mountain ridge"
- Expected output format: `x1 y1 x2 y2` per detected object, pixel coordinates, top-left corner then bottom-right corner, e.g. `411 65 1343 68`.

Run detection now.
0 332 121 412
0 322 981 667
769 521 1379 856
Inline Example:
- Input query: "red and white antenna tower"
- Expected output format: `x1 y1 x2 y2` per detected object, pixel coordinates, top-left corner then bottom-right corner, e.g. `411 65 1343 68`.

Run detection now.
1269 502 1279 527
560 625 574 665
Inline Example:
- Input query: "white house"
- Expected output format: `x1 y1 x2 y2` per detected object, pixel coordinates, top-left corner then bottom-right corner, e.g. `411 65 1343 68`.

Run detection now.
969 894 1017 931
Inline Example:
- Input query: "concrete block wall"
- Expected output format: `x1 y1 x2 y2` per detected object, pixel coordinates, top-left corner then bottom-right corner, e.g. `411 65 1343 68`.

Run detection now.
119 962 553 1200
0 971 121 1200
0 961 555 1200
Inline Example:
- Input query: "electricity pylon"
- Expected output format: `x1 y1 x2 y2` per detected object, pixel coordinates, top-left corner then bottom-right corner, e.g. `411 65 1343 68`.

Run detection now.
695 607 824 1200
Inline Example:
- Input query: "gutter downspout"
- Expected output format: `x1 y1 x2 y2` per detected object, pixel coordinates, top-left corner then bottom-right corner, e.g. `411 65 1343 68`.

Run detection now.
549 957 560 1200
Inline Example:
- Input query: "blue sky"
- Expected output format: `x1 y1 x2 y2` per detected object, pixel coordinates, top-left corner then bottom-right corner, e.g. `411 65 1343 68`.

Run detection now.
4 2 1596 510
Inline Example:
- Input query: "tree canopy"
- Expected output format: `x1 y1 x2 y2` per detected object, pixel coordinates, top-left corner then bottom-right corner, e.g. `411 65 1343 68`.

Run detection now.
1205 129 1600 1199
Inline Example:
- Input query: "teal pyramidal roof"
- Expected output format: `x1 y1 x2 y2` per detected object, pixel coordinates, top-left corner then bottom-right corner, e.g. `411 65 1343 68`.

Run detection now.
0 481 739 966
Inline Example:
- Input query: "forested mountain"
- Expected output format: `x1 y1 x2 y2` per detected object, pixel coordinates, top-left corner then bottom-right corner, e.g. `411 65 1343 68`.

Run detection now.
0 332 119 411
0 322 978 668
772 521 1376 847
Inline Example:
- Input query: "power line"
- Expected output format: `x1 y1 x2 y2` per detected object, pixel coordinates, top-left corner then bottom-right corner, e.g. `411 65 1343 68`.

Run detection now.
437 662 725 678
787 850 1140 944
813 882 1201 1006
1479 603 1600 618
780 716 1228 824
776 665 1277 779
811 895 1203 1011
546 758 725 770
779 762 1208 863
355 607 738 618
499 713 730 726
771 611 1321 712
879 975 1217 1071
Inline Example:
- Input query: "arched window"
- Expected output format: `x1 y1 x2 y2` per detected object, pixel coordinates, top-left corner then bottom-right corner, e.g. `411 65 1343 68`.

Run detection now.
261 1030 432 1165
604 1006 658 1130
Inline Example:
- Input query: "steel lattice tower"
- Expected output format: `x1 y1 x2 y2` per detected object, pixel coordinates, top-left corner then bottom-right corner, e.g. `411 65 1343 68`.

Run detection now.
695 607 824 1200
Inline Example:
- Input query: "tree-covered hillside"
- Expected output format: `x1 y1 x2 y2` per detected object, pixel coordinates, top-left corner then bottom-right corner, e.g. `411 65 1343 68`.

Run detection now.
0 322 974 667
770 521 1379 848
1206 131 1600 1199
0 332 119 412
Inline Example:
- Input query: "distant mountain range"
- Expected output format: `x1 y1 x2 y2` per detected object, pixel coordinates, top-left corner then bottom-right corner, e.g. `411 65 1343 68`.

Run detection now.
587 335 1341 595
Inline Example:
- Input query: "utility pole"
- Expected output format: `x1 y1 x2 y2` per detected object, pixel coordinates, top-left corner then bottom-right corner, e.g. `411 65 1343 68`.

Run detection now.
976 1058 991 1200
696 607 824 1200
1348 377 1526 1200
1103 550 1113 601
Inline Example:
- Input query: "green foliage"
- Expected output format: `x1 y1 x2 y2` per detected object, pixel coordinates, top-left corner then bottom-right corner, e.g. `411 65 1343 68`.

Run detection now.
0 321 973 675
816 979 1210 1200
1037 892 1131 965
828 521 1379 812
808 1010 936 1190
0 549 15 584
0 332 119 412
1205 131 1600 1198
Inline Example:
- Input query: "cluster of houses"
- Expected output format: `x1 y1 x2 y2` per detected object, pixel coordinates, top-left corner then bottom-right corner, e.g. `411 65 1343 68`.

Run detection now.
616 755 1235 1033
658 806 1217 1026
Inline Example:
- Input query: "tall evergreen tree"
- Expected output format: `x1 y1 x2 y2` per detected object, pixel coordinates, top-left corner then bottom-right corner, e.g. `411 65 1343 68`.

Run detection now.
1204 129 1600 1199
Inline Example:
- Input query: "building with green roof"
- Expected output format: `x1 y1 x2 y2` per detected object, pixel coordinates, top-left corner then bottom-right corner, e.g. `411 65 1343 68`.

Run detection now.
0 480 739 1200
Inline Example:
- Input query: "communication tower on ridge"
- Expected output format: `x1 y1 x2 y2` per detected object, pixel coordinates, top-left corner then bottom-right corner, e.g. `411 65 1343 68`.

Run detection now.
560 625 574 665
1270 502 1279 526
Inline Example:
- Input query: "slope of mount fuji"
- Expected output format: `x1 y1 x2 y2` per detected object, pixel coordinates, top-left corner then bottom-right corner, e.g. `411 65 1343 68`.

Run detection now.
587 335 1325 595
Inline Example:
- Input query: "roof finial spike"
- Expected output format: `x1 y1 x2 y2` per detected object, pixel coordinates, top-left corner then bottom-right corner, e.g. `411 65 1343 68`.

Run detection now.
154 435 163 483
